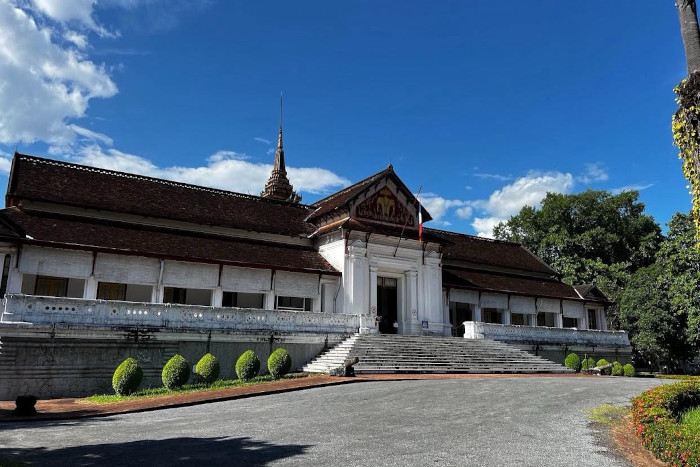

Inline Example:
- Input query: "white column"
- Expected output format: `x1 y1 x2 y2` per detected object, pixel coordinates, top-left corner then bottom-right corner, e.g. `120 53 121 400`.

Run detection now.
6 252 22 294
349 248 368 314
212 286 223 307
152 259 164 303
83 276 98 299
554 312 563 328
369 265 378 316
599 309 608 330
405 270 418 334
502 308 511 325
473 302 482 322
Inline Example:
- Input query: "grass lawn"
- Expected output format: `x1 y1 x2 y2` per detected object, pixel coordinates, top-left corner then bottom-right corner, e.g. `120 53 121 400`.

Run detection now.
681 406 700 434
82 373 308 404
655 374 700 381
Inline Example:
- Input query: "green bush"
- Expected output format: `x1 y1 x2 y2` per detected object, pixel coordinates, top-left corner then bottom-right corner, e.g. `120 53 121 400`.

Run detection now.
611 361 623 376
236 350 260 381
631 381 700 466
564 353 581 372
195 353 220 385
596 358 611 375
623 363 636 377
162 354 190 390
267 348 292 379
112 358 143 396
581 357 596 372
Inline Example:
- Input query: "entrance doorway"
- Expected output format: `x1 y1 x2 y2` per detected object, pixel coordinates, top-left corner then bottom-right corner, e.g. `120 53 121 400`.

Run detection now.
377 276 398 334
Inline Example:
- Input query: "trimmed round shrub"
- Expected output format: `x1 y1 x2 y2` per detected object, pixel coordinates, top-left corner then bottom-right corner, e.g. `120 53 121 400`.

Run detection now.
596 358 611 375
611 361 623 376
236 350 260 381
162 354 190 390
564 353 581 372
581 357 596 372
195 353 220 385
112 358 143 396
623 363 636 377
267 348 292 379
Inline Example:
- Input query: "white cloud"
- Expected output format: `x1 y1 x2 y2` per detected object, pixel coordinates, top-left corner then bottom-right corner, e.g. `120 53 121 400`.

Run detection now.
30 0 98 28
419 193 470 224
577 162 609 184
611 183 654 195
0 3 117 145
471 217 503 239
470 171 574 238
455 206 473 219
254 137 272 145
60 145 350 196
473 172 512 181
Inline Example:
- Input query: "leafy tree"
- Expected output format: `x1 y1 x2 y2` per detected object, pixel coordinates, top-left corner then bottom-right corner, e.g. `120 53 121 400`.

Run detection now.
619 264 684 371
493 189 662 329
619 213 700 371
674 0 700 237
657 213 700 349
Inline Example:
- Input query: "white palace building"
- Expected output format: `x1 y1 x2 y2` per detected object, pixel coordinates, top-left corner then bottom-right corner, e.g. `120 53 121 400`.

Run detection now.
0 124 631 397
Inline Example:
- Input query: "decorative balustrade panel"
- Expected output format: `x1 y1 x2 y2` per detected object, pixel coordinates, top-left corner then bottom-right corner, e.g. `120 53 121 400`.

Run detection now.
1 295 363 334
463 321 630 347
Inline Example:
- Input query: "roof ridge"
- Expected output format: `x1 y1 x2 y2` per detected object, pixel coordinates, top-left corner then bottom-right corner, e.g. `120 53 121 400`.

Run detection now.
13 153 313 211
310 165 393 207
424 226 523 247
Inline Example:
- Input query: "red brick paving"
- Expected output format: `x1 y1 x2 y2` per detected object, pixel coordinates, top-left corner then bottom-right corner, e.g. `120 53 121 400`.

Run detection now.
0 373 590 423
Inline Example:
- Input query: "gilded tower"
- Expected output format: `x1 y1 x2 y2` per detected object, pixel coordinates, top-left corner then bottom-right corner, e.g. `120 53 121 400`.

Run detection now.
261 97 301 203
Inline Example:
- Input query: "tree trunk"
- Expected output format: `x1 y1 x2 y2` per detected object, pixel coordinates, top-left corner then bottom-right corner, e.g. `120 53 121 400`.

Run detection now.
677 0 700 74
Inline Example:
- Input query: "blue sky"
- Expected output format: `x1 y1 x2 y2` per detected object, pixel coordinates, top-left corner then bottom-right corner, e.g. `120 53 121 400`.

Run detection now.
0 1 690 236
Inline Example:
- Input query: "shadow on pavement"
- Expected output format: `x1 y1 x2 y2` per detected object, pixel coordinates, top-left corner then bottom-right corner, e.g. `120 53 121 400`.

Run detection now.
0 436 312 466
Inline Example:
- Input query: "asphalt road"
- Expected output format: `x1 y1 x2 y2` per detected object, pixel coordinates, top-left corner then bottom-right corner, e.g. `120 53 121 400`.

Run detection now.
0 377 666 467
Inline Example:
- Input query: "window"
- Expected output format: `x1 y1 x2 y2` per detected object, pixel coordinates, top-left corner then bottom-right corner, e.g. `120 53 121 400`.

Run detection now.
276 296 312 311
563 317 578 328
537 312 556 327
482 307 502 324
222 292 264 309
587 309 598 330
35 276 68 297
163 287 187 304
511 313 525 326
97 282 126 301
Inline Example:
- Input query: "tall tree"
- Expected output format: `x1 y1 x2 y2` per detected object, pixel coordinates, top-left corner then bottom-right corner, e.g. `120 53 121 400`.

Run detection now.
674 1 700 239
677 0 700 73
619 212 700 371
493 189 662 330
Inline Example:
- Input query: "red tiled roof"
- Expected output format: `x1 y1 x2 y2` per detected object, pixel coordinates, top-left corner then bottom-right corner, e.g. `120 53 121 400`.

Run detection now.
442 267 580 301
306 165 432 223
427 228 556 275
0 208 338 274
7 154 315 237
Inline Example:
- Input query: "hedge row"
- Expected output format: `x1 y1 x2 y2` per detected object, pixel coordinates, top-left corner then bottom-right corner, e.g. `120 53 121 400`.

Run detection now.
631 381 700 466
563 353 634 376
112 348 293 394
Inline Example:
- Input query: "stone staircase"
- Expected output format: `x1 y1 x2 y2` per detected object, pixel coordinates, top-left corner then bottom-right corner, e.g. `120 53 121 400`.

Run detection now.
302 333 571 374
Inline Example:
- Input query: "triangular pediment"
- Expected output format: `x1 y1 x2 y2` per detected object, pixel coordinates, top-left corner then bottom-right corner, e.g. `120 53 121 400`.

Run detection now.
356 187 416 226
306 165 432 228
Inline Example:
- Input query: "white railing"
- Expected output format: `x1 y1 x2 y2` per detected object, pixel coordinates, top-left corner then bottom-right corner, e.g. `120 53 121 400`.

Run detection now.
1 294 368 334
463 321 630 347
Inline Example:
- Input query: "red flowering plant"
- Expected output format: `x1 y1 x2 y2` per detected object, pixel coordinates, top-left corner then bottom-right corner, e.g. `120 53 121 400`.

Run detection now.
631 381 700 466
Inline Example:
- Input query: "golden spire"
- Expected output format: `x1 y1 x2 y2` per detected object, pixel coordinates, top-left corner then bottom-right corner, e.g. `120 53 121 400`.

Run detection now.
261 94 301 203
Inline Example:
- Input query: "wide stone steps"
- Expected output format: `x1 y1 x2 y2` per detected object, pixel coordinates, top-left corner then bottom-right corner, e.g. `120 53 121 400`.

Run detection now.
303 333 571 374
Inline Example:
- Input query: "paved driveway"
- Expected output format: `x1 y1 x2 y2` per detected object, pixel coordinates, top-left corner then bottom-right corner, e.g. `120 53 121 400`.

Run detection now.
0 377 665 466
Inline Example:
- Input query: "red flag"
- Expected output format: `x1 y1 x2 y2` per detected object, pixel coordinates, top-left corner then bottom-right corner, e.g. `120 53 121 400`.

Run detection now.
418 197 423 243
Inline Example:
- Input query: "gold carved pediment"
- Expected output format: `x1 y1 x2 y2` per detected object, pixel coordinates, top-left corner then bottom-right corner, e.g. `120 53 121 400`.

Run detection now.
355 187 415 226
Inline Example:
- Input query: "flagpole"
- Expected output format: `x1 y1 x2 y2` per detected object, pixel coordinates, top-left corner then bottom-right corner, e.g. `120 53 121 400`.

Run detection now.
394 185 422 257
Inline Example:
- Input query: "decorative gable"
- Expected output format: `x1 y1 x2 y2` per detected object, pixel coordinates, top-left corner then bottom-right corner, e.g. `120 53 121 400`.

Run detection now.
355 187 415 227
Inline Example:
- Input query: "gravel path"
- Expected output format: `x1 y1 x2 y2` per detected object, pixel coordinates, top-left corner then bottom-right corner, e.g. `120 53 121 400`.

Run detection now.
0 377 666 466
